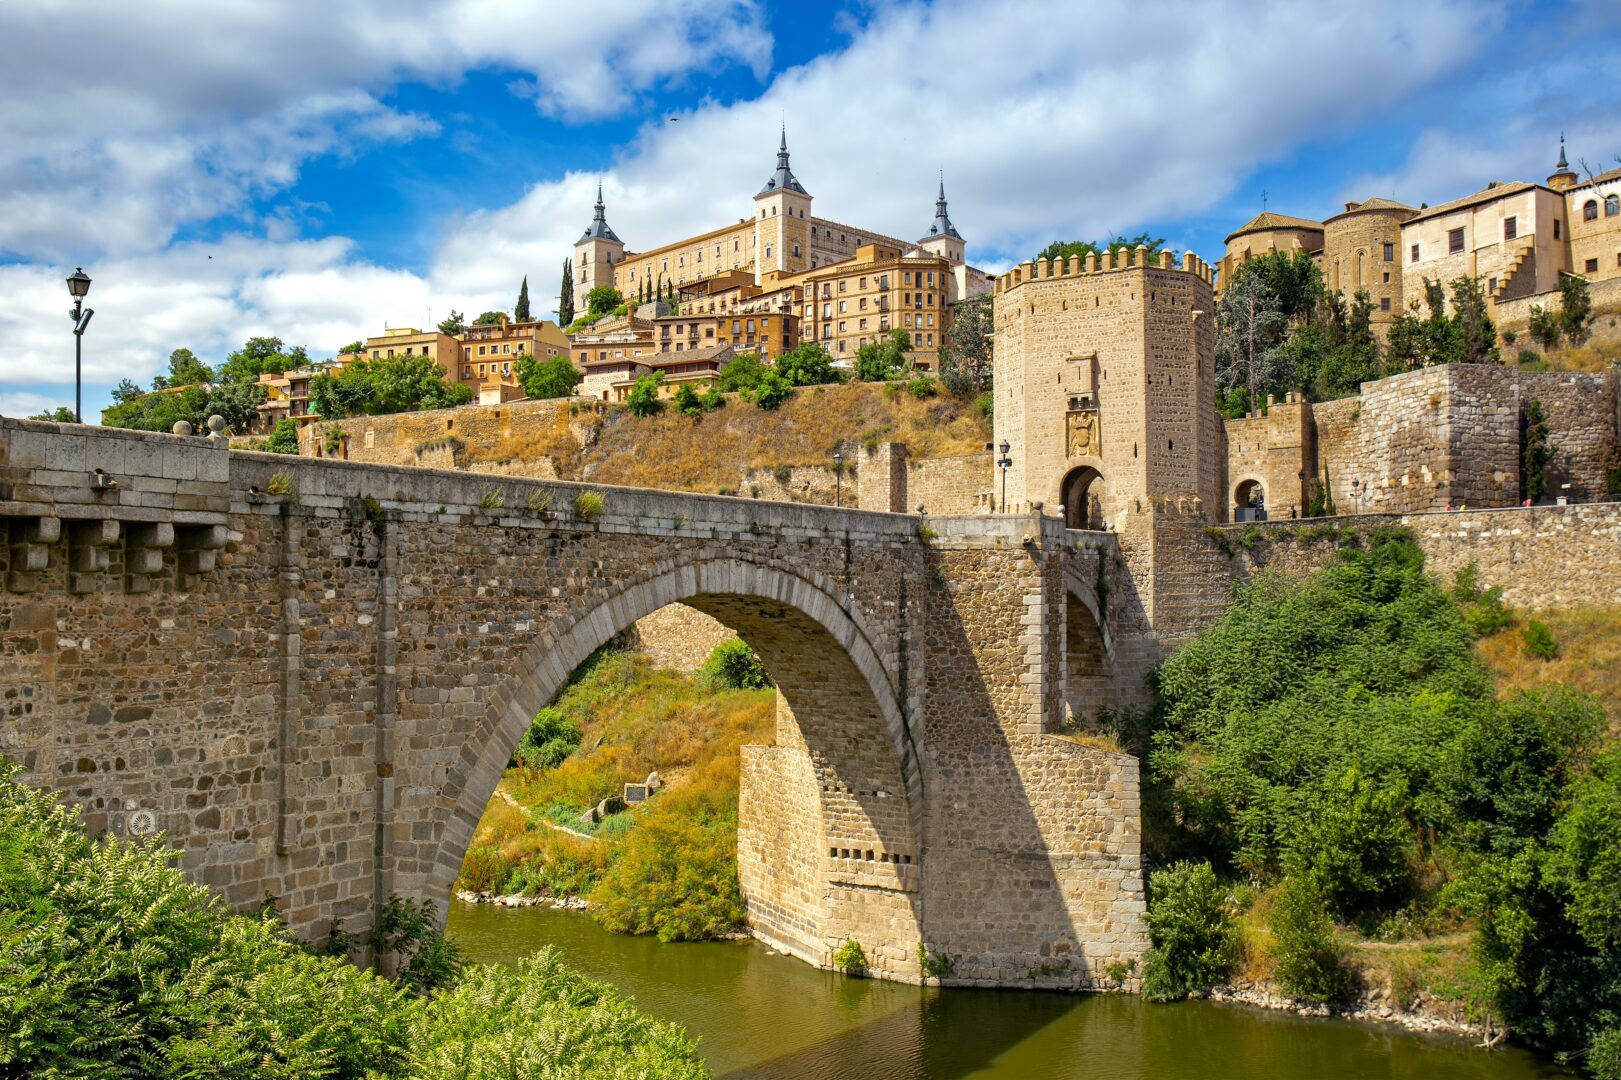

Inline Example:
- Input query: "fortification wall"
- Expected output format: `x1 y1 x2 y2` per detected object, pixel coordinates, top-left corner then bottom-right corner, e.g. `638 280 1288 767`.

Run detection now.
908 454 990 515
1495 276 1621 348
1175 502 1621 613
626 604 735 673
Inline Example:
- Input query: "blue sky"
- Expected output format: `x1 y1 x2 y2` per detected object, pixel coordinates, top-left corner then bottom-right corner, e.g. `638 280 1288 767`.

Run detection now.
2 0 1618 421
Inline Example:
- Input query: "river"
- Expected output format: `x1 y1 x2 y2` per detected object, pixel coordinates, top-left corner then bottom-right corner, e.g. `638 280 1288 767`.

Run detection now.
446 899 1569 1079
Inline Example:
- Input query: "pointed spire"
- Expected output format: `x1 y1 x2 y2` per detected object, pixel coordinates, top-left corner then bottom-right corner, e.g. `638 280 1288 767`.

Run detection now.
923 173 962 241
757 129 809 198
1557 132 1569 171
579 179 620 243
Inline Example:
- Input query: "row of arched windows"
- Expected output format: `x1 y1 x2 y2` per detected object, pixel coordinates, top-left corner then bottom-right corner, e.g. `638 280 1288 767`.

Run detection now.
1583 195 1620 221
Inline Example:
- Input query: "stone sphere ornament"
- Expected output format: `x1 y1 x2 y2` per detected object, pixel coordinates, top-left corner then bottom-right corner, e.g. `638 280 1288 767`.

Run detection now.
171 420 193 436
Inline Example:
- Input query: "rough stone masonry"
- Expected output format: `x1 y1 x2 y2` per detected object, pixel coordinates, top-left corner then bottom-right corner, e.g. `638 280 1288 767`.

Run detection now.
0 416 1147 988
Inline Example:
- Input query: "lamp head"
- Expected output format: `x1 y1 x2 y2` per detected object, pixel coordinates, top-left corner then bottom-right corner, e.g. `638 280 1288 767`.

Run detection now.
66 267 91 299
999 439 1010 455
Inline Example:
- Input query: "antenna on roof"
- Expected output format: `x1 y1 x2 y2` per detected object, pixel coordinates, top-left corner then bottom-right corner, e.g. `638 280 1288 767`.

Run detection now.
1261 188 1268 211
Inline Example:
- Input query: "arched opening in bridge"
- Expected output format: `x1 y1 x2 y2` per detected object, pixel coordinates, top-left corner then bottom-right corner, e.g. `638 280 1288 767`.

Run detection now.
431 563 922 979
1060 467 1106 530
1234 478 1266 521
1063 591 1116 733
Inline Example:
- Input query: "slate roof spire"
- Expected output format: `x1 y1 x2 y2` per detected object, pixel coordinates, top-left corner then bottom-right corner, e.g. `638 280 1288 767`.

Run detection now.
757 127 809 197
925 172 962 240
579 180 620 242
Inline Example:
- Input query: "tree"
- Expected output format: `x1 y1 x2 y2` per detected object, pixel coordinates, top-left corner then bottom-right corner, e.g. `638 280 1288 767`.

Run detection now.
438 310 467 335
773 341 842 386
265 418 300 454
585 286 623 318
514 276 532 323
1449 275 1499 364
1214 270 1287 408
1140 861 1238 1002
855 329 912 381
515 353 581 400
558 260 574 326
626 372 664 416
1036 233 1167 265
940 294 994 395
339 340 364 355
1521 398 1556 503
698 639 772 690
747 371 793 410
157 347 215 389
308 355 473 418
110 378 144 405
1558 272 1593 345
672 383 703 415
715 352 772 395
28 406 77 423
473 311 507 326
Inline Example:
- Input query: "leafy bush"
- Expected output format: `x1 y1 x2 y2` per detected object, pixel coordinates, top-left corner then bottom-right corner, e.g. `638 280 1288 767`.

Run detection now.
265 417 301 455
514 706 582 770
1525 619 1559 660
458 844 510 893
626 373 664 417
1450 563 1513 637
1281 766 1413 918
515 353 581 400
591 787 746 943
698 638 772 691
744 371 793 411
371 896 463 994
1270 876 1355 1002
1139 861 1237 1002
973 390 993 420
715 352 771 395
833 939 868 974
773 341 843 387
672 383 703 416
906 374 938 399
395 949 705 1080
1591 1027 1621 1080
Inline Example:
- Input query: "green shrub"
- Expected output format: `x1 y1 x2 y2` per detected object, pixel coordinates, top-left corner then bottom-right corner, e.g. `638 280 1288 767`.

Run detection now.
973 390 994 420
1139 861 1237 1002
591 790 746 943
458 844 509 893
1450 563 1513 637
265 417 300 455
1282 766 1413 918
833 939 868 974
397 949 706 1079
672 383 703 416
574 490 605 521
513 707 582 770
1525 619 1559 660
746 371 793 411
371 896 463 994
698 638 772 691
1270 877 1355 1002
906 374 938 399
1590 1027 1621 1080
626 373 664 417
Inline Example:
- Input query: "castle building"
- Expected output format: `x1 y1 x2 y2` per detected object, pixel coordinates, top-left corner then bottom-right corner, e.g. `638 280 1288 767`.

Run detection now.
571 134 993 370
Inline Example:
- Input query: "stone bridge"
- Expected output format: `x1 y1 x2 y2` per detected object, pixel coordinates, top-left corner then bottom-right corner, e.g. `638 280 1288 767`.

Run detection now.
0 417 1151 987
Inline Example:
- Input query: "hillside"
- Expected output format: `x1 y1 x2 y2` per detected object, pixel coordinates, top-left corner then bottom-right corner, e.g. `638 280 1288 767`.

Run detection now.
460 381 991 494
1478 605 1621 731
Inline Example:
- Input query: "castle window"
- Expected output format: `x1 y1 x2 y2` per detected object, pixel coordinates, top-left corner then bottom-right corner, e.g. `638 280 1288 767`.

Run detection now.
1584 200 1599 222
1504 216 1517 241
765 245 772 257
1555 219 1562 239
1383 271 1391 283
793 244 800 257
1587 258 1600 273
1608 195 1620 216
1383 242 1394 261
1489 277 1497 293
1448 228 1464 254
1411 243 1420 262
1381 297 1391 311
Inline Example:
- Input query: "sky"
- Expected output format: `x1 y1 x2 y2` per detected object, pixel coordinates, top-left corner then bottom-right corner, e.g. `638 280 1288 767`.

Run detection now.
2 0 1619 421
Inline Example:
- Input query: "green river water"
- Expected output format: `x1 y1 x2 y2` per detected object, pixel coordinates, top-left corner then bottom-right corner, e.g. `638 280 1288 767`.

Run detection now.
446 899 1570 1079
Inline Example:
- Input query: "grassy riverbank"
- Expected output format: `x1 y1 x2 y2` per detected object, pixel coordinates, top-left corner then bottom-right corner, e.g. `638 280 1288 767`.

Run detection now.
1138 533 1621 1073
456 643 775 942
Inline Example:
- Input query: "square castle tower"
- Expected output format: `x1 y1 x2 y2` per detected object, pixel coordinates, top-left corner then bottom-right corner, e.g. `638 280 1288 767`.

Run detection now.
991 248 1220 532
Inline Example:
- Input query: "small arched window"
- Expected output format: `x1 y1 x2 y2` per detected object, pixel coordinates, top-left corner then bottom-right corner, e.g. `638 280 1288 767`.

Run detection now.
1584 199 1599 221
1607 195 1620 217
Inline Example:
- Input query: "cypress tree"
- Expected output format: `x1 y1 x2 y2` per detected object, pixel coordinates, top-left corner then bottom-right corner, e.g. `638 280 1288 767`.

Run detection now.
514 276 532 323
559 260 574 325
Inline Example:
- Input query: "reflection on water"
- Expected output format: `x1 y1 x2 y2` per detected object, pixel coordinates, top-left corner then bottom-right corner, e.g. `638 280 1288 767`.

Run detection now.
446 900 1569 1080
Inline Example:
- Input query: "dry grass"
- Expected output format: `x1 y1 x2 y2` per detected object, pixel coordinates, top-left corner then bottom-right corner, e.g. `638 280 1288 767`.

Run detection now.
569 382 990 494
1532 341 1618 373
1476 605 1621 732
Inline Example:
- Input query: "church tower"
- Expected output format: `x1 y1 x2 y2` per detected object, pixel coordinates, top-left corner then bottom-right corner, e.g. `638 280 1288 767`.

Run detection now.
574 182 625 296
916 175 965 266
1547 134 1579 193
752 129 812 282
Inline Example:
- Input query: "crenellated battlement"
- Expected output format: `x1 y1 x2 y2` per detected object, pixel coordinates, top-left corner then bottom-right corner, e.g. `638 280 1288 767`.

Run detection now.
994 245 1216 294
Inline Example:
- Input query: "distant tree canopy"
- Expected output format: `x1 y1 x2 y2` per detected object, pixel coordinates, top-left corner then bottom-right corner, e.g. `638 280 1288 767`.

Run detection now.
102 339 289 434
437 310 466 335
216 337 306 385
473 311 507 326
515 353 581 400
855 329 913 382
308 354 473 418
940 294 993 395
584 287 623 318
154 347 215 389
514 276 532 323
772 341 842 387
1036 233 1167 265
28 407 78 423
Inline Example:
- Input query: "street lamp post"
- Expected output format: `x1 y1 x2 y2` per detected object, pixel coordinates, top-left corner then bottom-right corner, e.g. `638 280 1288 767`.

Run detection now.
832 450 843 507
66 268 94 423
997 439 1012 513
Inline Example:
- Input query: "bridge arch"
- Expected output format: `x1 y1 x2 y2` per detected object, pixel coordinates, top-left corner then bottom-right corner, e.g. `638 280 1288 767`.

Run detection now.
422 556 923 972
